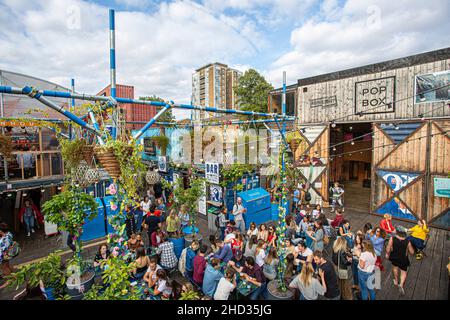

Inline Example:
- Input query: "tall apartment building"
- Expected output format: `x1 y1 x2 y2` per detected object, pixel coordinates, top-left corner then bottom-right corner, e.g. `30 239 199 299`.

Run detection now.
192 63 242 120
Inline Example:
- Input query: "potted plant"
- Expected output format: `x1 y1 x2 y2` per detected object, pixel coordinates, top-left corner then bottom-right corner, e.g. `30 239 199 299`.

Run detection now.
172 176 205 243
41 188 98 299
6 252 68 300
94 140 133 179
179 290 200 300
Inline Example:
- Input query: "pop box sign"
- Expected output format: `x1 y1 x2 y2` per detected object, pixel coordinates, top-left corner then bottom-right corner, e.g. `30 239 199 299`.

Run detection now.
158 156 168 172
355 76 395 115
205 162 220 184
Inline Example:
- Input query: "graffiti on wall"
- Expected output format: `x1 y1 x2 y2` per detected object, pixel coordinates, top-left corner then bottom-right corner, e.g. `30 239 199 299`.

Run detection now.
375 170 419 221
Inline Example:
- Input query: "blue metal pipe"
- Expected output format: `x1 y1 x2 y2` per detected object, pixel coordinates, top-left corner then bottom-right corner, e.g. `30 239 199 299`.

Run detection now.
68 78 75 140
109 9 117 139
132 104 171 140
88 110 105 145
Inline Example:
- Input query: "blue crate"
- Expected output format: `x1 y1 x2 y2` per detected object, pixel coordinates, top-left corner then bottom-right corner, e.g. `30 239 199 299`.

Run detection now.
236 188 270 215
80 197 107 242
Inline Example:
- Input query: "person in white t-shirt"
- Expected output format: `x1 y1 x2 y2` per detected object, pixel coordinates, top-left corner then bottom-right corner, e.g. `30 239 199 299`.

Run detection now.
358 240 377 300
153 269 172 299
214 268 236 300
143 256 162 289
141 196 152 216
254 240 267 267
294 241 313 270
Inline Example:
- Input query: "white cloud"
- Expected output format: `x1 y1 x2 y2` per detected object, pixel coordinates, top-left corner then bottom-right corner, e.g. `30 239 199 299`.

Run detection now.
266 0 450 87
0 0 266 119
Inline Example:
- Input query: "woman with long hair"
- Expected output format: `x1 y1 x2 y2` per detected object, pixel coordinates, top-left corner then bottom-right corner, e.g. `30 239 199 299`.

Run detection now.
289 262 326 300
153 269 172 299
243 235 258 259
358 240 377 300
257 223 268 242
166 209 181 236
132 247 151 280
351 231 364 290
284 253 297 282
267 225 277 248
332 237 353 300
0 223 14 276
254 240 267 267
246 222 258 239
308 220 324 252
263 247 279 281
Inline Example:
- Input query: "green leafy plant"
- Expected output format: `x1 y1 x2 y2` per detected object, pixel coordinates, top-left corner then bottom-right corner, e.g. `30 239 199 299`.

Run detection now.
60 138 86 172
6 252 67 298
83 257 140 300
179 290 200 300
173 176 205 233
42 188 98 267
220 164 254 188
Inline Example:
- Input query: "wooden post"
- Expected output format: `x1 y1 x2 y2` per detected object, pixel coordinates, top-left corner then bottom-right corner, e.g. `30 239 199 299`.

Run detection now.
422 120 432 222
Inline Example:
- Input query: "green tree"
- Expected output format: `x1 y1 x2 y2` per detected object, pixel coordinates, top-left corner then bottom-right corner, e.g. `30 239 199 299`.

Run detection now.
139 95 175 123
235 69 274 114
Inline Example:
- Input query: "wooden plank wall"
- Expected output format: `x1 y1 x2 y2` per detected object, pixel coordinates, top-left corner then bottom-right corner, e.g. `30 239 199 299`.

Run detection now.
297 59 450 124
427 120 450 222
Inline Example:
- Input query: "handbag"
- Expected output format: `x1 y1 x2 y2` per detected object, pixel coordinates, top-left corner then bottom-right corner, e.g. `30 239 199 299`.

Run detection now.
337 251 349 280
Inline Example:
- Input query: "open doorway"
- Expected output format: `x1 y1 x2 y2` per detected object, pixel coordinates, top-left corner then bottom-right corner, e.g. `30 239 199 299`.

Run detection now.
329 122 372 213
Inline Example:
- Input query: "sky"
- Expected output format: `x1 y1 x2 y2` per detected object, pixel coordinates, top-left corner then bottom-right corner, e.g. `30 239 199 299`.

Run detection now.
0 0 449 119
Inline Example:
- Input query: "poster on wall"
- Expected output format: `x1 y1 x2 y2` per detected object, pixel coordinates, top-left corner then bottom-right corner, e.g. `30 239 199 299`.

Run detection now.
198 181 207 215
415 70 450 104
210 184 223 203
375 170 420 221
158 156 168 172
355 76 395 115
434 177 450 198
205 162 220 184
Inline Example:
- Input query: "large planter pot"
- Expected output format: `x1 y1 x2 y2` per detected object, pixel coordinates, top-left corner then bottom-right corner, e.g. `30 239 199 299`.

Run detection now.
289 139 301 154
66 270 95 300
94 146 132 179
184 233 203 248
168 237 185 259
82 145 95 164
266 279 294 300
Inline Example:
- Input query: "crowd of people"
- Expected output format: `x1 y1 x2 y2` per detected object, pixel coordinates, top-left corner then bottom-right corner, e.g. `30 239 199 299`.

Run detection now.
0 181 432 300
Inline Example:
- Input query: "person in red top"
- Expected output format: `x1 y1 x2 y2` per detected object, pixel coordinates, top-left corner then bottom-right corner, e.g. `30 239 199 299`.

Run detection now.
18 199 44 235
193 244 208 286
330 209 344 228
267 225 277 247
151 227 164 247
146 205 161 218
380 214 395 235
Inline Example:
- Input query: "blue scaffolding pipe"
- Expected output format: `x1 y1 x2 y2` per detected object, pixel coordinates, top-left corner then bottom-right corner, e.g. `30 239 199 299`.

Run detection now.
69 78 75 140
132 103 172 140
0 86 101 136
109 9 117 139
88 110 105 145
0 86 289 120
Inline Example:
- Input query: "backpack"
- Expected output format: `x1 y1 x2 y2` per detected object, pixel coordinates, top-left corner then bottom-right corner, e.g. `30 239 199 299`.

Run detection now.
4 241 20 261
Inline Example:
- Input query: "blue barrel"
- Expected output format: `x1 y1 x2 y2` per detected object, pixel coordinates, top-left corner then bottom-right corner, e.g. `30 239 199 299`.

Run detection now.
182 226 199 235
169 237 185 259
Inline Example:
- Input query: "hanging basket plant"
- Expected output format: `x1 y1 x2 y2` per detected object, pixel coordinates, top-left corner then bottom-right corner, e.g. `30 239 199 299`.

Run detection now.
94 142 133 180
0 135 13 159
286 131 303 154
82 144 95 165
60 139 87 173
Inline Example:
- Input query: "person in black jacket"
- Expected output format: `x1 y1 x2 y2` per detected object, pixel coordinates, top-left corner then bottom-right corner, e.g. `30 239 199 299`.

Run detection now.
332 237 353 300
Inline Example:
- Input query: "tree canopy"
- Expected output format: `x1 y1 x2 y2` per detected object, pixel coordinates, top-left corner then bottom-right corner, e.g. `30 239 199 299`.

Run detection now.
234 69 274 114
139 95 175 123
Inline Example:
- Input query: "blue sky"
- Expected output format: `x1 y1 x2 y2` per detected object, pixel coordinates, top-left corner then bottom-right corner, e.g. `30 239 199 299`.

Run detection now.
1 0 449 119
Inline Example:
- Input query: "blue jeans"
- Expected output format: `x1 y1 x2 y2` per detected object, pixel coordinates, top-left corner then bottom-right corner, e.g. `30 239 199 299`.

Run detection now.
235 220 245 234
407 236 425 251
358 270 376 300
249 282 267 300
351 259 359 286
134 214 143 233
23 215 35 233
220 227 226 241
